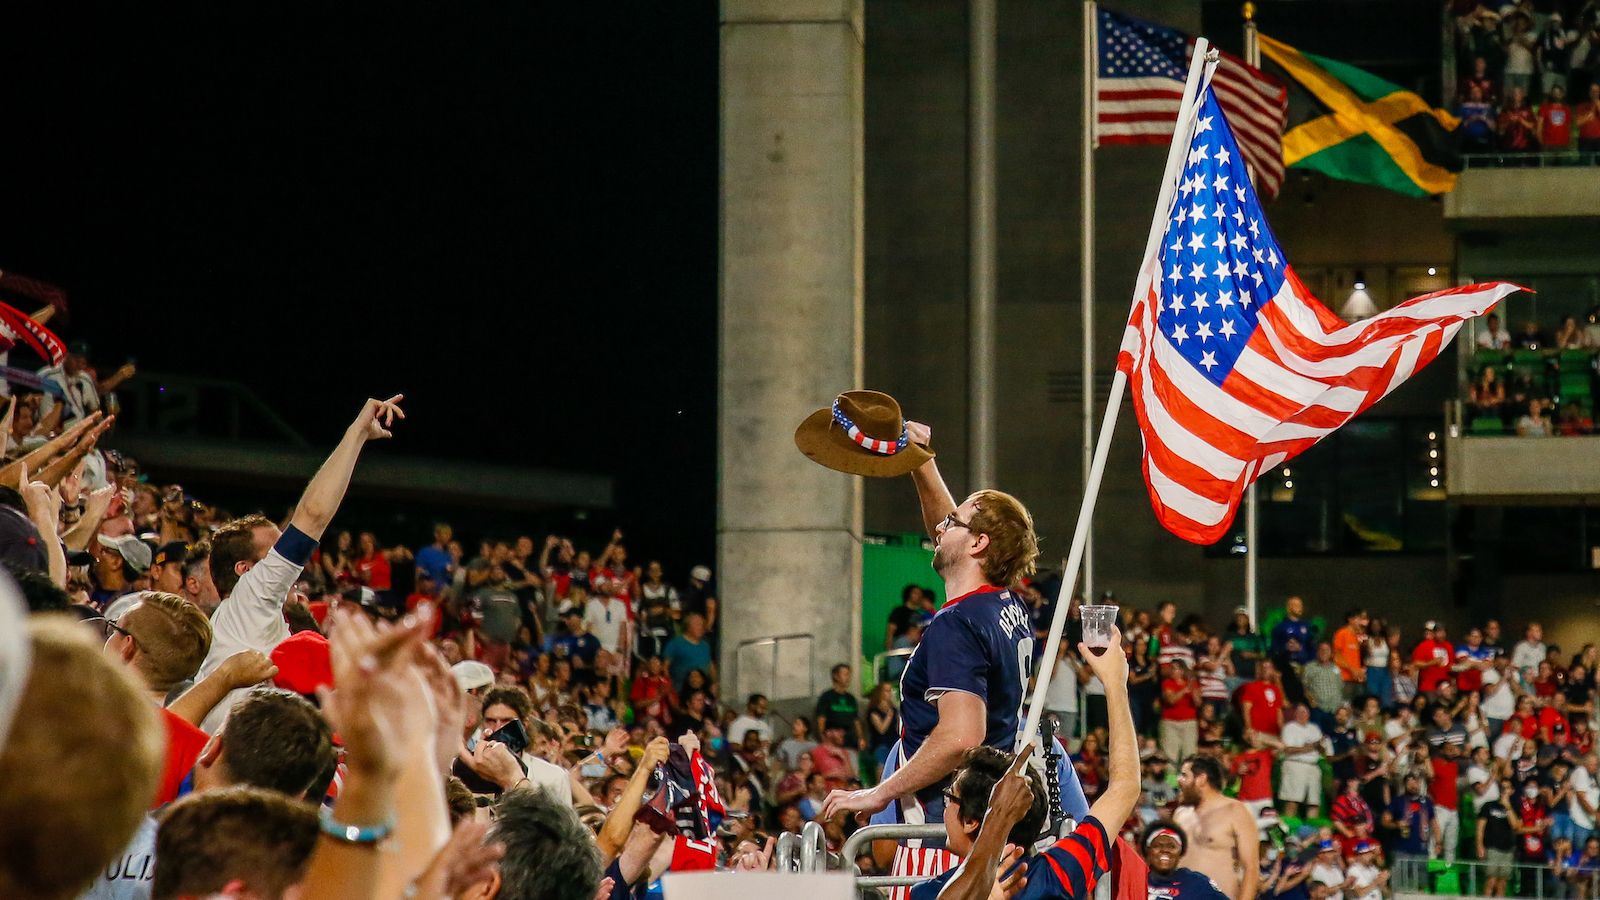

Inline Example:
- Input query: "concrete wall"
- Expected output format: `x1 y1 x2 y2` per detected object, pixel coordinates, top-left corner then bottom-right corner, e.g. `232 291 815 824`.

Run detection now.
1445 166 1600 223
719 0 865 702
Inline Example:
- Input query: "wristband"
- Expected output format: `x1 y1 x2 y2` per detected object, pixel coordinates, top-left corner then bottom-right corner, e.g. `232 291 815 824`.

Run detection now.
319 806 394 845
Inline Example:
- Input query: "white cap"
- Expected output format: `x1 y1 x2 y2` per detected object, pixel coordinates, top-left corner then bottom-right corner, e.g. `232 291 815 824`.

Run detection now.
690 565 712 582
451 660 494 692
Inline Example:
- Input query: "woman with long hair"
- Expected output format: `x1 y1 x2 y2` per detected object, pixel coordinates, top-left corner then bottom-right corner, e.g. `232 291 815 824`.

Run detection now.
1364 620 1392 706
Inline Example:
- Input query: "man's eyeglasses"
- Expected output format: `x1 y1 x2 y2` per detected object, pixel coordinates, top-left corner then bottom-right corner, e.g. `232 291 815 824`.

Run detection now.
940 511 974 533
942 787 962 806
87 617 137 646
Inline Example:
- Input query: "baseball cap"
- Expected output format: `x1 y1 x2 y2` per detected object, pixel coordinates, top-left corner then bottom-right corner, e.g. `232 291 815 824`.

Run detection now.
689 565 712 582
1423 620 1439 632
451 660 494 692
271 631 333 696
152 541 189 569
97 534 153 574
1354 838 1378 855
0 505 47 574
1317 838 1338 853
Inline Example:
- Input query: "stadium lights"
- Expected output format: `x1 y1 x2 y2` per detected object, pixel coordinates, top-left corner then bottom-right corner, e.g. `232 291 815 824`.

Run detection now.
1428 267 1437 276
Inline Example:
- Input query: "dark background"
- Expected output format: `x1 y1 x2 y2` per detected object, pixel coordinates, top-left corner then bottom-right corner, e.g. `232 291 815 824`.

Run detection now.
0 6 720 569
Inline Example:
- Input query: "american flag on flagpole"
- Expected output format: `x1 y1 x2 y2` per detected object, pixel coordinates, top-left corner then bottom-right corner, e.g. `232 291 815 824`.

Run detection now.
1095 8 1288 199
1115 71 1520 544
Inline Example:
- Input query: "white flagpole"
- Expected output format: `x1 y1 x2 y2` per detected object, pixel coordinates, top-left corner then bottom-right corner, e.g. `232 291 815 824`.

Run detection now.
1081 0 1098 605
1019 38 1218 752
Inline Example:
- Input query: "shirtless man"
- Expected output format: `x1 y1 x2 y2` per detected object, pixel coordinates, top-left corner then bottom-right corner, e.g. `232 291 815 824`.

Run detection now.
1173 754 1259 898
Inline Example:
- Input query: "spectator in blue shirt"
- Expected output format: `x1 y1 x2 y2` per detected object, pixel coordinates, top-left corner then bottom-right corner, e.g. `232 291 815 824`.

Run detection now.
414 522 455 586
1271 596 1316 665
663 611 715 692
1383 772 1440 864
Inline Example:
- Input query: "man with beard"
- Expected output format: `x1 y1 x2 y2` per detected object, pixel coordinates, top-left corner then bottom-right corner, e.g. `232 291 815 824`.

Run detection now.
1143 821 1227 899
1172 753 1259 898
821 419 1087 875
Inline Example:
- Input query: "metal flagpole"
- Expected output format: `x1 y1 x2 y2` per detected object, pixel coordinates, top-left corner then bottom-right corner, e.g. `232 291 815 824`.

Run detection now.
1019 40 1217 752
1242 2 1260 628
970 0 998 489
1081 0 1097 604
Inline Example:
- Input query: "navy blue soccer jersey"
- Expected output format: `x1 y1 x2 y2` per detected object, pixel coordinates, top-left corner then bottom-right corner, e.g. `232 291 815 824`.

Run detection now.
1147 867 1228 899
899 586 1034 782
908 816 1112 900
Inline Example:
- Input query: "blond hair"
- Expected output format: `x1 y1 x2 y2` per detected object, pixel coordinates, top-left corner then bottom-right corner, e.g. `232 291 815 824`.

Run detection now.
127 591 213 691
0 616 163 899
968 489 1040 587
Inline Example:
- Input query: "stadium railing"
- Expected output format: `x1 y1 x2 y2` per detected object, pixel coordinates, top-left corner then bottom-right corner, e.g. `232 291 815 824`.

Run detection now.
1390 855 1600 897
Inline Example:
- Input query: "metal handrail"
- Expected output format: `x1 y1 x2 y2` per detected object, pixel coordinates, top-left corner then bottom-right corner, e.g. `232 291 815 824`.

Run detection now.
870 647 914 696
798 820 827 872
775 831 801 872
731 632 816 702
837 823 949 891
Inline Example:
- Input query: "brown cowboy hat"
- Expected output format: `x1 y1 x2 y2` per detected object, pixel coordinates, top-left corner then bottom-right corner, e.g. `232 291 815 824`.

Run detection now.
794 390 934 477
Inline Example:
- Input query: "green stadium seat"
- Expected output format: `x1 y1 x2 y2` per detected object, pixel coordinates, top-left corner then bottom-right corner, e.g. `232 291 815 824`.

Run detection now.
1474 349 1509 370
1469 416 1504 434
1559 374 1592 398
1558 348 1594 368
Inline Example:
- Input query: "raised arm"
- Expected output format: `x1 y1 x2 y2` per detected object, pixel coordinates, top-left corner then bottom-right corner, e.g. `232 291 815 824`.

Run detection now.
289 396 404 541
904 421 955 538
1084 628 1139 828
932 745 1036 900
821 690 985 820
597 738 670 862
0 412 98 488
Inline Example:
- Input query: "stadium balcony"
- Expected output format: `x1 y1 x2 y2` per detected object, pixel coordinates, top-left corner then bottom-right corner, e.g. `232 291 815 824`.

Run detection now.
1444 152 1600 224
1447 342 1600 502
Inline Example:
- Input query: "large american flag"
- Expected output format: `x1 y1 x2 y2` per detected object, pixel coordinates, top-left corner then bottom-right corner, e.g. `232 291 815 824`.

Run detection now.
1096 8 1288 199
1116 76 1519 544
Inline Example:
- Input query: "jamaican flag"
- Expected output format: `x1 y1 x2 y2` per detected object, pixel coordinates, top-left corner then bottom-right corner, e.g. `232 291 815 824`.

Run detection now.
1259 34 1460 197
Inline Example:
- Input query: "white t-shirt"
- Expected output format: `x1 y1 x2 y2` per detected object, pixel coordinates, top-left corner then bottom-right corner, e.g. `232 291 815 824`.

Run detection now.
1347 860 1383 900
80 813 157 899
37 365 101 421
1310 861 1346 900
1570 766 1599 830
727 714 773 746
1282 721 1324 764
1364 639 1389 669
1384 717 1414 756
1511 640 1546 674
584 597 628 653
1492 730 1523 762
197 527 315 734
1045 658 1080 713
1468 764 1501 804
1480 669 1515 720
519 752 574 806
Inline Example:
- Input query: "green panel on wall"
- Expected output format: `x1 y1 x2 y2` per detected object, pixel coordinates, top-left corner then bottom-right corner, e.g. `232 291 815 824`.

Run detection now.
861 533 943 660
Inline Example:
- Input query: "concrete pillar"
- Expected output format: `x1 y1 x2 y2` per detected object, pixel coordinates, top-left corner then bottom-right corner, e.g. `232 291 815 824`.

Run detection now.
719 0 865 705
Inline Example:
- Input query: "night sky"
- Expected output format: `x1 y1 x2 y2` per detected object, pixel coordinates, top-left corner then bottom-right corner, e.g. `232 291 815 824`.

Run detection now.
0 6 720 569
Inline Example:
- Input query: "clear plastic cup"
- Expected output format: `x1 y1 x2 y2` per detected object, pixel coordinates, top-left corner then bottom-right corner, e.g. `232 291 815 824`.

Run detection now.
1080 604 1119 657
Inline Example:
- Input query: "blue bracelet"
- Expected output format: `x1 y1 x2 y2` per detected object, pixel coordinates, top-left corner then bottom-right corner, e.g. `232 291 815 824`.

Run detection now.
319 805 394 845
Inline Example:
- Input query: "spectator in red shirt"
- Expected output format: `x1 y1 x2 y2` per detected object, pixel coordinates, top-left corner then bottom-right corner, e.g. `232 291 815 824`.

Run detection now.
354 530 392 602
1238 658 1287 740
1412 621 1455 694
1231 740 1276 816
811 724 855 788
1497 86 1539 152
1538 84 1573 149
1429 742 1464 865
1332 777 1377 858
1577 83 1600 154
1160 661 1201 764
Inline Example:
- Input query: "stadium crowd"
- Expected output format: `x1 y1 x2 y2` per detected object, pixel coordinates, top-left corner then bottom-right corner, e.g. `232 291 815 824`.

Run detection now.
1467 309 1600 436
0 338 1596 900
1450 0 1600 158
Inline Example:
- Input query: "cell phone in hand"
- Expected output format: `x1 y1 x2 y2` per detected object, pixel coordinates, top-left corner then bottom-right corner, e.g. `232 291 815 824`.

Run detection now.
487 719 530 757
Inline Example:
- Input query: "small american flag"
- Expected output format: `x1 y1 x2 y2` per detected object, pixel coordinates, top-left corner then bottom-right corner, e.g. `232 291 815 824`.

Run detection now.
1116 75 1519 544
1096 8 1288 199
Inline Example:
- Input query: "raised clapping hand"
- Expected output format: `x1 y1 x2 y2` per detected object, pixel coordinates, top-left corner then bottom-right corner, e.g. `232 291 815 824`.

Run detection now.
318 604 436 779
731 836 776 871
906 420 932 446
216 649 280 689
351 394 406 441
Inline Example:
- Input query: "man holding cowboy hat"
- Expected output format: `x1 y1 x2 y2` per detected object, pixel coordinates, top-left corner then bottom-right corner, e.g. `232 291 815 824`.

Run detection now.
798 391 1089 879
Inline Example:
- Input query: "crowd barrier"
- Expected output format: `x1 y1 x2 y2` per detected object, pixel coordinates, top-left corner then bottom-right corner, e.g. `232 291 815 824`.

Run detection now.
1391 855 1600 897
